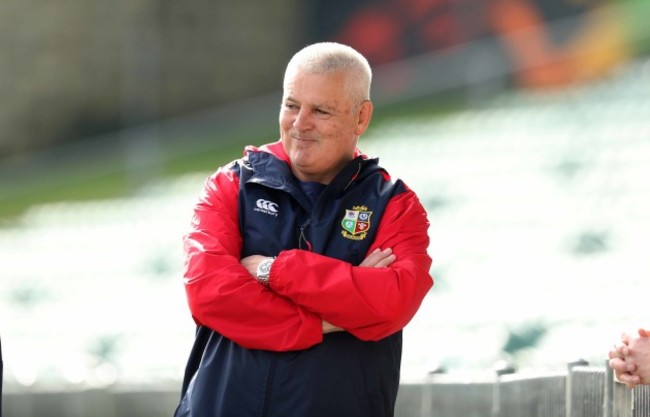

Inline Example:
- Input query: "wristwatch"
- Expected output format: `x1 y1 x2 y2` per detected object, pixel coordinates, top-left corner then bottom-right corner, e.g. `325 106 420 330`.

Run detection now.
256 257 275 286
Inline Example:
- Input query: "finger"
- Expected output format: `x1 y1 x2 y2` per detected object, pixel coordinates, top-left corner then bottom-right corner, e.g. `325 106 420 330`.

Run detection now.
610 357 637 373
371 249 395 267
609 342 626 358
624 360 637 373
619 373 641 386
621 332 633 344
639 328 650 338
615 342 630 356
609 357 628 372
359 248 382 267
375 248 392 258
360 248 393 267
373 254 396 268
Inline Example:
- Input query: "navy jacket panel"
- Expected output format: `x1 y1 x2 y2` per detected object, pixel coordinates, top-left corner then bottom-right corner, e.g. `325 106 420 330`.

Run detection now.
268 332 402 417
238 151 406 262
175 330 272 417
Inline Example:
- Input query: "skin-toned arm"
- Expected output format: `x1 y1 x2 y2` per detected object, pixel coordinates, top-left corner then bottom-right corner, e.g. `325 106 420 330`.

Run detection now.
609 328 650 388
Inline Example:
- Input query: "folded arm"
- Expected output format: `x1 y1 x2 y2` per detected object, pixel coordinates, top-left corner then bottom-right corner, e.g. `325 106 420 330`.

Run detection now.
241 247 398 335
268 190 433 341
183 168 323 351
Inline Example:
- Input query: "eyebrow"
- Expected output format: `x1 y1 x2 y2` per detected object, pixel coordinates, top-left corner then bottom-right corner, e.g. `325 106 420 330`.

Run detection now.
285 96 339 113
314 103 337 113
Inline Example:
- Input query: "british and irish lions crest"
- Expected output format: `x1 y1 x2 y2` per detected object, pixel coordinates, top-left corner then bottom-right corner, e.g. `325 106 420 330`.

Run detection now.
341 205 373 240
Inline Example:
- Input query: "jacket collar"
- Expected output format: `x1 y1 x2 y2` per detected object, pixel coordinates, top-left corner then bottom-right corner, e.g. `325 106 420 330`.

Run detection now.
244 140 365 165
243 140 380 196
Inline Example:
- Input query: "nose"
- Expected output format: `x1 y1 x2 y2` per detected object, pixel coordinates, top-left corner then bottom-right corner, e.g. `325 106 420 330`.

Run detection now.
293 108 312 132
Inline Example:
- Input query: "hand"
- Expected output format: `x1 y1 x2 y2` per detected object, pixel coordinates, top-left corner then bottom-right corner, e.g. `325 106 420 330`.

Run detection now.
609 338 638 388
359 248 396 268
240 255 267 277
627 329 650 386
322 320 343 334
609 329 650 388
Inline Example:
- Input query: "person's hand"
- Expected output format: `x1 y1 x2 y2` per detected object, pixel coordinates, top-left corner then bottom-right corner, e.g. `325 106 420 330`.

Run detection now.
609 329 650 388
626 329 650 386
322 320 343 334
240 255 267 277
359 248 396 268
609 336 638 388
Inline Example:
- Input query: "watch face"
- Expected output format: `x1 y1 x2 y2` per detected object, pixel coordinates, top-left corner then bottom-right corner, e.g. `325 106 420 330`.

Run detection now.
258 258 273 277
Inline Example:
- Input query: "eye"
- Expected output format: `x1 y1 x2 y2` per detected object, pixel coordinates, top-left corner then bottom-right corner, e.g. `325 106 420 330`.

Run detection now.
315 108 329 116
284 103 298 111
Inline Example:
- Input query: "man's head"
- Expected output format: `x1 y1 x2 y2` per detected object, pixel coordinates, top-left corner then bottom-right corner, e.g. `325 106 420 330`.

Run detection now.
279 42 373 184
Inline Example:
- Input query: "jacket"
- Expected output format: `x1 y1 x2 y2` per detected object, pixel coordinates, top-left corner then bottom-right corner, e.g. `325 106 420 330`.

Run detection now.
175 140 433 417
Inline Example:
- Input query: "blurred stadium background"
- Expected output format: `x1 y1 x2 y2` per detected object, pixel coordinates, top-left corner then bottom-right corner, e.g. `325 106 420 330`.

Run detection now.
1 0 650 415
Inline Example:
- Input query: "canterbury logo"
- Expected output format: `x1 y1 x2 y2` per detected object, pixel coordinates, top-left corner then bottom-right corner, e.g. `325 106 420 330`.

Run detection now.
254 199 279 216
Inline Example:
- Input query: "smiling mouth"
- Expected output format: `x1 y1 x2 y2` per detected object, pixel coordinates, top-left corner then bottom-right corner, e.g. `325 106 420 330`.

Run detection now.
292 135 317 143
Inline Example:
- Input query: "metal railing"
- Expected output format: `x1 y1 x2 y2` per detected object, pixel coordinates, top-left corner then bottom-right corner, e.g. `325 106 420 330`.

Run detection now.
3 361 650 417
416 360 650 417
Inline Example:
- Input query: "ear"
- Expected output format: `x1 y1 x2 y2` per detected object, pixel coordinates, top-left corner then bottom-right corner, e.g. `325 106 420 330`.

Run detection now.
354 100 373 136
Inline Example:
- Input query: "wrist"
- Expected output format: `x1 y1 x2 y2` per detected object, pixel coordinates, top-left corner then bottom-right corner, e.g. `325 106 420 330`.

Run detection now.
255 256 275 286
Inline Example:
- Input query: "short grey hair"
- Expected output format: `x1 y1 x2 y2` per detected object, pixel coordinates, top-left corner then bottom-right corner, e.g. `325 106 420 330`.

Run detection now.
283 42 372 105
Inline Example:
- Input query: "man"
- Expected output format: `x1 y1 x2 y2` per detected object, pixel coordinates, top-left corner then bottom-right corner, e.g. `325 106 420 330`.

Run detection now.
174 42 433 417
609 328 650 388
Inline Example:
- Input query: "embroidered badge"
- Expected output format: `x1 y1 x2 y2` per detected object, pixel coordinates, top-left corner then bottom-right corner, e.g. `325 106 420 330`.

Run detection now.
341 205 373 241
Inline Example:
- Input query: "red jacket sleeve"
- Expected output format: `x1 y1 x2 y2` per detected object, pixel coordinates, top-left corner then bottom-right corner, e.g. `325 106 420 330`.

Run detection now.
269 188 433 341
183 167 323 351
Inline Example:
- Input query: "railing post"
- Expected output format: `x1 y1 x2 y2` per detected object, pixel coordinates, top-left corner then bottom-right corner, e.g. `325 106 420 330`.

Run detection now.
566 358 590 417
420 363 446 417
492 360 516 417
603 359 614 417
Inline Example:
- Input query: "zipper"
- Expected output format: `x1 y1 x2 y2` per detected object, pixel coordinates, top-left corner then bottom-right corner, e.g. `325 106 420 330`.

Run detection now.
297 161 361 252
298 219 313 251
342 162 361 191
259 356 277 417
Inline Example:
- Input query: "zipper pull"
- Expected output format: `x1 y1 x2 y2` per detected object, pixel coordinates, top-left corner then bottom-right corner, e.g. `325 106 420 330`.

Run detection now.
299 220 313 251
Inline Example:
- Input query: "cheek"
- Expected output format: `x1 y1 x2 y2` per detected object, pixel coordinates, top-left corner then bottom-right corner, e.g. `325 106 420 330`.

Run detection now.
279 114 291 131
320 120 344 137
323 123 354 148
279 109 297 128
